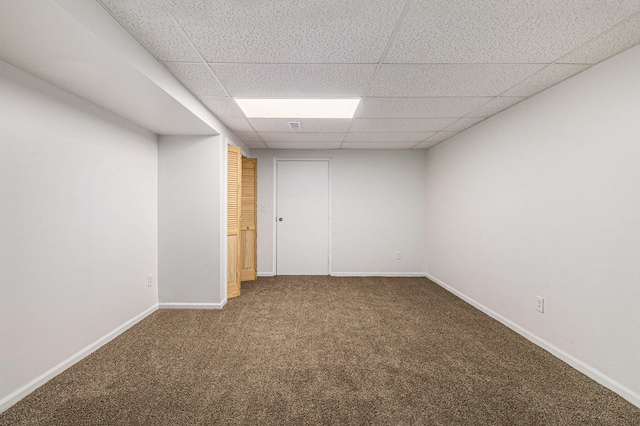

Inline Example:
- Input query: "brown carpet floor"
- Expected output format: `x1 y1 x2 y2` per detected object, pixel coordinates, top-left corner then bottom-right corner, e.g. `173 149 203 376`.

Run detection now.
2 276 639 425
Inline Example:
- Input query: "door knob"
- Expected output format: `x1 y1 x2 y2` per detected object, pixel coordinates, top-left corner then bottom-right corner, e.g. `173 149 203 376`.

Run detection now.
278 218 283 222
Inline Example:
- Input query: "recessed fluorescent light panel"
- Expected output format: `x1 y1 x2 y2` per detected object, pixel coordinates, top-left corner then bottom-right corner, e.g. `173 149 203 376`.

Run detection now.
234 98 360 118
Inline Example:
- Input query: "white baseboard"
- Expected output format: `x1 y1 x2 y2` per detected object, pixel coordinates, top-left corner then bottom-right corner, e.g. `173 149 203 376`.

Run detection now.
424 273 640 409
159 300 226 309
330 272 427 277
258 272 425 277
0 304 159 414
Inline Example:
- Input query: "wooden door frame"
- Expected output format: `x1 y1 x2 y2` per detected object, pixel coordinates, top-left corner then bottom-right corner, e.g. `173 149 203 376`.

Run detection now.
272 158 332 276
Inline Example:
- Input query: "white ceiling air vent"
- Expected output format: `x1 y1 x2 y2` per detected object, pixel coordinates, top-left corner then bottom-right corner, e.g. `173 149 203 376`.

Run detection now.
288 121 302 131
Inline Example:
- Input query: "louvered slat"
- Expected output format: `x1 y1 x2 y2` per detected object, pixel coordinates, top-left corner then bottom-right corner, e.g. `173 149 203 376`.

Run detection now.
240 159 256 228
227 147 241 233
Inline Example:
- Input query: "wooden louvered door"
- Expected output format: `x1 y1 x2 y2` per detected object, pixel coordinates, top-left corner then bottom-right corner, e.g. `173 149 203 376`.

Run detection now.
240 158 257 281
227 146 242 298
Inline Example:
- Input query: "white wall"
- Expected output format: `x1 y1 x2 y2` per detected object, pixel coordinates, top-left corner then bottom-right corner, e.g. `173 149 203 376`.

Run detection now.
424 45 640 406
158 135 227 307
255 149 427 276
0 61 158 407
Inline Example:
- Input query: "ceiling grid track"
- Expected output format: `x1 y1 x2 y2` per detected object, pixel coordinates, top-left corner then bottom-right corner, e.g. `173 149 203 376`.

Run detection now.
167 11 266 145
339 0 416 149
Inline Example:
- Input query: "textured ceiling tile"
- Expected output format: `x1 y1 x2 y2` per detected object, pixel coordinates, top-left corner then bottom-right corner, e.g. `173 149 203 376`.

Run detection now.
249 118 351 133
210 64 376 98
467 96 526 117
413 140 441 149
356 97 492 118
443 117 486 132
220 117 253 132
502 64 589 96
385 0 640 64
243 141 268 149
173 0 407 63
164 62 227 97
200 97 244 117
351 118 457 133
234 131 263 142
100 0 201 62
369 64 544 97
341 142 417 150
266 141 342 150
259 132 345 143
426 132 459 142
99 0 640 154
559 12 640 64
344 132 433 142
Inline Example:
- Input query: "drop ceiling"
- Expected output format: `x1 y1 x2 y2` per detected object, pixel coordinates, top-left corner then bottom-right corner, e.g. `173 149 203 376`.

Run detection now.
98 0 640 150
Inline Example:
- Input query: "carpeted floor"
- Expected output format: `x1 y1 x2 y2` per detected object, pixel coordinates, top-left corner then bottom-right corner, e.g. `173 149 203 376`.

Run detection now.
2 276 639 425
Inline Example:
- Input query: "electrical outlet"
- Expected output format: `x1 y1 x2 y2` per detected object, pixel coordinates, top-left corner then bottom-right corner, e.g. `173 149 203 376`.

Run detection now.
396 252 401 260
147 274 153 287
536 296 544 313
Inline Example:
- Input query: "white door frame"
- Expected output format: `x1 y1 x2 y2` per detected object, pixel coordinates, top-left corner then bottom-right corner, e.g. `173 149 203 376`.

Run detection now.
272 158 332 275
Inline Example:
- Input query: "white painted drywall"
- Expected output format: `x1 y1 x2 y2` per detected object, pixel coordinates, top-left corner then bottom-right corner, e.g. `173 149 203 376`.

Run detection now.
158 135 226 306
1 0 253 152
424 45 640 406
255 150 427 276
0 61 158 405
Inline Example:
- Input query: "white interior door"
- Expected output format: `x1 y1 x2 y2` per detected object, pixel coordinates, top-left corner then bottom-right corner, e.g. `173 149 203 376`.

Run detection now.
276 160 329 275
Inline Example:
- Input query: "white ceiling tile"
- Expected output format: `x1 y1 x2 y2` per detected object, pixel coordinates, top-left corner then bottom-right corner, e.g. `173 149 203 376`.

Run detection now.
559 13 640 64
164 62 227 97
369 64 544 97
200 97 244 117
502 64 589 96
385 0 640 64
249 118 351 133
351 118 456 133
234 131 263 142
173 0 406 63
100 1 201 62
443 117 486 132
243 141 268 149
341 142 417 150
413 140 441 149
426 132 459 142
220 117 253 132
344 132 433 142
99 0 640 154
356 97 492 118
259 132 345 143
210 64 376 98
265 141 342 150
467 97 526 117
